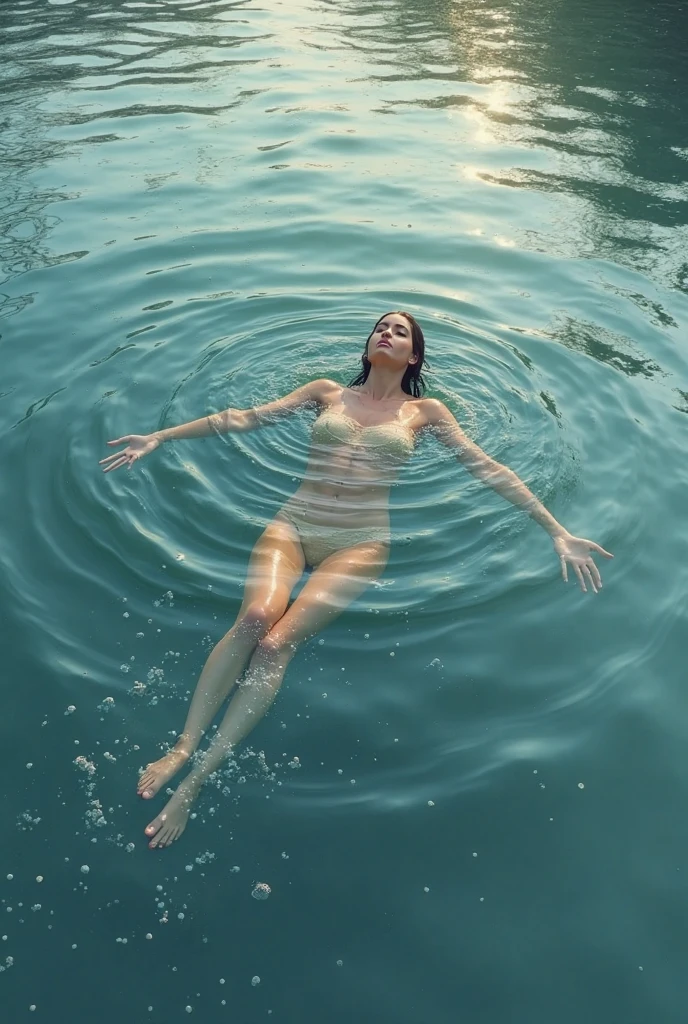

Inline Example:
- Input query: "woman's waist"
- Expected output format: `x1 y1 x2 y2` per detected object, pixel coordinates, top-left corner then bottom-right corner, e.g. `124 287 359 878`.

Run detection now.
281 488 391 530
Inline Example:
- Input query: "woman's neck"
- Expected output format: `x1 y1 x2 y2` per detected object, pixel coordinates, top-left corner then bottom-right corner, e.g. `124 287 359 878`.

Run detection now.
356 368 407 402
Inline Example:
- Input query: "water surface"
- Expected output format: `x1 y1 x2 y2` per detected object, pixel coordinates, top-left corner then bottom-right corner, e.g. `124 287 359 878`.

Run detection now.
2 0 688 1021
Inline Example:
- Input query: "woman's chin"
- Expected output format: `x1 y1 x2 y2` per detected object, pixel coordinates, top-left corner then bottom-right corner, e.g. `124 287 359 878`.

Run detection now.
367 350 405 369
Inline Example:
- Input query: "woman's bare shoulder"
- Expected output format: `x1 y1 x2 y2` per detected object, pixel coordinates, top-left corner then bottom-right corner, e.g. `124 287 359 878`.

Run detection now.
309 378 344 403
412 396 452 426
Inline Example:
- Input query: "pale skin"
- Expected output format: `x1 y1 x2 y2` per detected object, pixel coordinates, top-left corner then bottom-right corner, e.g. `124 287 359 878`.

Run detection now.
100 312 613 848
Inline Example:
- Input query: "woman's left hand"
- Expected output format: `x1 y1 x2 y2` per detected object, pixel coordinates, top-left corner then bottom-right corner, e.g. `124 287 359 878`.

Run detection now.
552 532 614 594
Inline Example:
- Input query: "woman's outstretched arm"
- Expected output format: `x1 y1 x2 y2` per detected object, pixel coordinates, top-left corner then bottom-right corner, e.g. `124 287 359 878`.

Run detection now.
100 378 339 474
421 398 613 593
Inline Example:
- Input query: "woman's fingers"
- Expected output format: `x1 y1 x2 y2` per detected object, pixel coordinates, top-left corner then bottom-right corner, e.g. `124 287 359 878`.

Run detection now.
588 560 603 589
560 556 568 583
99 450 126 465
574 564 587 593
102 456 128 473
582 564 598 594
107 437 129 446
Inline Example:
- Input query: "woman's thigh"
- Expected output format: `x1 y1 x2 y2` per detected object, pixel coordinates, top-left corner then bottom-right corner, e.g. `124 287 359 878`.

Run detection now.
261 539 389 650
237 516 306 621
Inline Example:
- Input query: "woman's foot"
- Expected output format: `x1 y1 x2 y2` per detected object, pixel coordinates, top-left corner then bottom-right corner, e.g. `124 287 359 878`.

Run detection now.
137 747 191 799
145 780 198 849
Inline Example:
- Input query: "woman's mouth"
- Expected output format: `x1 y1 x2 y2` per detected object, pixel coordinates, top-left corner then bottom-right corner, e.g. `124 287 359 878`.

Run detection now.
377 339 392 348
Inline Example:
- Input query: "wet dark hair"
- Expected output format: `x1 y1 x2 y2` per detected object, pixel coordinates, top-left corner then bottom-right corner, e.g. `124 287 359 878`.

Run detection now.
348 311 427 397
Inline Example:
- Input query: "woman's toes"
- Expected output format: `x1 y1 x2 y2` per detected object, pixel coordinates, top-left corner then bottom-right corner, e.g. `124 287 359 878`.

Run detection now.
145 814 165 837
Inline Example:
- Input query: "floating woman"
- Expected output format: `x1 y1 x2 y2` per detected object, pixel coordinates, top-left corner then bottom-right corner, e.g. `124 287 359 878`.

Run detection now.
100 311 613 848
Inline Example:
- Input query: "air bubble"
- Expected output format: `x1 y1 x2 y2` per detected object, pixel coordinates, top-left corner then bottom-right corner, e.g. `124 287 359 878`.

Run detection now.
251 976 261 987
80 865 90 874
251 883 271 901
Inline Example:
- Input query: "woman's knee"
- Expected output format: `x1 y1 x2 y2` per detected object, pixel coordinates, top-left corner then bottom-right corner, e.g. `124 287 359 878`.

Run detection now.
237 600 284 638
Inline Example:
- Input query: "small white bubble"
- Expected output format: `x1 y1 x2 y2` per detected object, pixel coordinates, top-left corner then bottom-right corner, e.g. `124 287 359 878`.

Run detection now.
252 883 271 901
578 782 585 789
427 800 435 807
80 865 90 874
185 1006 192 1013
230 865 240 873
423 886 430 892
472 852 478 858
251 976 261 987
219 978 225 985
146 933 153 940
336 959 343 966
185 865 193 872
6 875 12 881
36 876 43 883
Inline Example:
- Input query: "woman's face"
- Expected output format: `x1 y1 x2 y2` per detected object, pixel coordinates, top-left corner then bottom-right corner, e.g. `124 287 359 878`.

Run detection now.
366 313 417 370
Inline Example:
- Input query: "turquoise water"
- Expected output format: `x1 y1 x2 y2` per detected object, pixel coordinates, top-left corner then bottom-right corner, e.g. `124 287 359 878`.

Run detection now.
2 0 688 1019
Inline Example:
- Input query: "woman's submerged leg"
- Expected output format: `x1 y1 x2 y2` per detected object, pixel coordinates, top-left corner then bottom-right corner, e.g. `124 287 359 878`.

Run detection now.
137 519 305 799
145 539 388 847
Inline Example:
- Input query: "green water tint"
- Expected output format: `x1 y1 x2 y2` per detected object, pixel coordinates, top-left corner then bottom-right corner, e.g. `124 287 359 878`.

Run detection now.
2 0 688 1021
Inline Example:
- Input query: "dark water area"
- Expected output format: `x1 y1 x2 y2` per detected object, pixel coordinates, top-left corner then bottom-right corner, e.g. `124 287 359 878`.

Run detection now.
2 0 688 1020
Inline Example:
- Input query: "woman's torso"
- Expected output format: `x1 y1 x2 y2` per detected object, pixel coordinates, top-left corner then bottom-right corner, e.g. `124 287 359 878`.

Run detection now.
288 385 426 528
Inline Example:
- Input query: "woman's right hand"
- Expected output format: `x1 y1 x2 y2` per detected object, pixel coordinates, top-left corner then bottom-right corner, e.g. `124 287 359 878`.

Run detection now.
99 433 161 473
